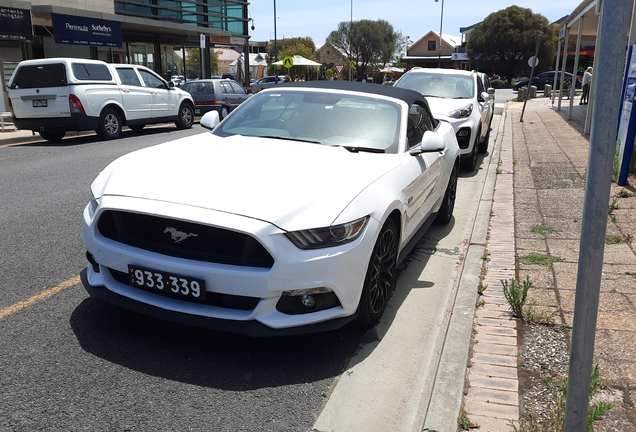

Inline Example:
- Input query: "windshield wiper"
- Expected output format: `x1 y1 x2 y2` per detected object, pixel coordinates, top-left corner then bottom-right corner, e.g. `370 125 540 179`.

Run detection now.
259 135 322 144
342 146 385 153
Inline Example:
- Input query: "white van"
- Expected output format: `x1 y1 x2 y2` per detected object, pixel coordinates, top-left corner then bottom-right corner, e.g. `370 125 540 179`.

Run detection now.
7 58 195 142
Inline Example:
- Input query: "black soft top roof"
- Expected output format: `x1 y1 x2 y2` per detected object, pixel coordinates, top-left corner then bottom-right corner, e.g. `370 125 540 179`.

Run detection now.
267 80 429 110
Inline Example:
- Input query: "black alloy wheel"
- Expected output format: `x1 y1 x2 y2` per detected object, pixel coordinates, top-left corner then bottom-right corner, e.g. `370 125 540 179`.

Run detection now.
97 108 122 140
38 130 66 142
435 161 458 224
357 219 399 325
175 103 194 129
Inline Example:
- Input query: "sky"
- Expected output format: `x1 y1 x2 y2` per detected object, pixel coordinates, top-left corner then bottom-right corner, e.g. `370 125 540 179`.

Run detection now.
247 0 583 48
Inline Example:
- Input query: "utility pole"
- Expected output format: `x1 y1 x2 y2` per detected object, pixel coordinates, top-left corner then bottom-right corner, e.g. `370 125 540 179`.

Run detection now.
563 0 631 429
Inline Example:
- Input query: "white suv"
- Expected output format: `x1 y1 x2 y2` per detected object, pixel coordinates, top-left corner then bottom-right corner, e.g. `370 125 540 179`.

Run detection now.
395 68 495 171
8 58 195 142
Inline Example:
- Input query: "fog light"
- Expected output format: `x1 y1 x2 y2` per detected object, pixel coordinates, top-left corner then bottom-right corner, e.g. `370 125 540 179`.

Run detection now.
301 295 316 308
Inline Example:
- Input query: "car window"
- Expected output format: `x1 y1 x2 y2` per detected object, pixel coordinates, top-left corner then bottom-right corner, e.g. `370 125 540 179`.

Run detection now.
396 73 474 99
407 103 433 147
11 63 67 89
72 63 112 81
138 69 165 89
220 81 233 94
229 81 246 94
476 75 485 95
116 68 142 87
213 91 401 153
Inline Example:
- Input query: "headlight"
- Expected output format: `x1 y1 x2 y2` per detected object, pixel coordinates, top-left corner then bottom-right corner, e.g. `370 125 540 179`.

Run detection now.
285 216 369 250
448 103 473 119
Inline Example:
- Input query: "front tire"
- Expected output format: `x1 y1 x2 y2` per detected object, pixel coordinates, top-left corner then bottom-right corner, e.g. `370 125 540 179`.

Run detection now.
38 130 66 142
97 108 122 140
479 127 490 153
175 103 194 129
435 161 458 224
357 219 399 325
461 136 478 171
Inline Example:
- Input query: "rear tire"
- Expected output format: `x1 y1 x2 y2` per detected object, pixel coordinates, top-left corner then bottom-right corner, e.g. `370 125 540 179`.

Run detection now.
435 161 458 224
357 218 399 325
97 108 122 140
175 103 194 129
220 106 229 120
38 130 66 142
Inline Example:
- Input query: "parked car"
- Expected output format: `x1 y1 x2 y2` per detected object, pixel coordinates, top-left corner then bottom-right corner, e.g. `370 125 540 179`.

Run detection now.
395 68 494 170
80 81 461 336
170 75 185 87
181 79 252 119
8 58 195 142
513 71 581 91
250 75 286 92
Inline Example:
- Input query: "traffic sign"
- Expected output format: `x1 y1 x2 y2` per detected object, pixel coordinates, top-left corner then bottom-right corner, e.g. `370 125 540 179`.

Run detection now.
528 56 539 67
283 56 293 68
350 60 355 68
335 64 344 74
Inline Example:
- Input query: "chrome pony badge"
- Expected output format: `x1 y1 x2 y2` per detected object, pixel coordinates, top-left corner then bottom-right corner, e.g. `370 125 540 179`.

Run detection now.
164 227 198 243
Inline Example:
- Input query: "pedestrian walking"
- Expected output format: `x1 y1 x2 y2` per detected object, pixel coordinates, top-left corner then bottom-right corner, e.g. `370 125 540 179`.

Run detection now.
580 67 592 105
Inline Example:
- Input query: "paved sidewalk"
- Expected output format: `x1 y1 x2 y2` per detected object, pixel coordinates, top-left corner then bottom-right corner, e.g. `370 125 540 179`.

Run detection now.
462 97 636 430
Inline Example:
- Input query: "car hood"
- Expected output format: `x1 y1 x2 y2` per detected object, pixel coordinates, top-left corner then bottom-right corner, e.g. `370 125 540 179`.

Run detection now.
424 97 475 118
94 133 400 231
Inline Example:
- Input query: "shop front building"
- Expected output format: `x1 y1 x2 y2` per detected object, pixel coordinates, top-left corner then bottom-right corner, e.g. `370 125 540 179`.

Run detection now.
0 0 250 111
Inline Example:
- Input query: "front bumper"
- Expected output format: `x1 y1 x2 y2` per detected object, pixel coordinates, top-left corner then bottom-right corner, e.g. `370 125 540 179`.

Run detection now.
81 195 378 334
435 115 478 157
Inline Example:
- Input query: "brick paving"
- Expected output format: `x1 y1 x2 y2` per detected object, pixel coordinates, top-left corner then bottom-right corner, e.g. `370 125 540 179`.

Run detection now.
462 96 636 430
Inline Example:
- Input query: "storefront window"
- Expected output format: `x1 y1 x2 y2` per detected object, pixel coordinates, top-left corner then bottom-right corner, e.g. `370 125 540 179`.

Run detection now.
129 43 155 69
161 45 184 81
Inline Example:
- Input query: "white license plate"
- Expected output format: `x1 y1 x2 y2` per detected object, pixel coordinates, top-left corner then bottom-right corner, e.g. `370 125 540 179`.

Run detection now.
33 99 47 107
128 264 206 301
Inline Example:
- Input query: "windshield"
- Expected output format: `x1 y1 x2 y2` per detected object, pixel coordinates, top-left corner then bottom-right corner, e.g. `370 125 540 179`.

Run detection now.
213 90 401 153
396 73 474 99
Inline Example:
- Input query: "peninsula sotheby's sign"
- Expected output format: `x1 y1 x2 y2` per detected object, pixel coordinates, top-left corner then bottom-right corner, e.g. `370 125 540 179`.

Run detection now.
52 13 122 47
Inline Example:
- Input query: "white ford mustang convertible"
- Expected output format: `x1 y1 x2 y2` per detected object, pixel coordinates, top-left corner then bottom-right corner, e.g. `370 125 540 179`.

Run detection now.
81 81 460 336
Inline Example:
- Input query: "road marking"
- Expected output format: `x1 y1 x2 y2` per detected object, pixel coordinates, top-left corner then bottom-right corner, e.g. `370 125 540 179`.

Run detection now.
0 276 81 320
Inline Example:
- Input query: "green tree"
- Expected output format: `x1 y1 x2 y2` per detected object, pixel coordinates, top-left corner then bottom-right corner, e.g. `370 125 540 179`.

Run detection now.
179 48 220 78
466 6 555 84
266 36 316 62
326 19 399 79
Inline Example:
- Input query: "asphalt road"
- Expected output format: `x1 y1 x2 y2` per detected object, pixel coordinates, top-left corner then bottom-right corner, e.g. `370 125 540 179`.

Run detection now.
0 126 374 431
0 122 492 431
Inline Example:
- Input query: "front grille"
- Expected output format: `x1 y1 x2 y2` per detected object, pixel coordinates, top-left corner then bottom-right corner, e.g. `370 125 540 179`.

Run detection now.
97 210 275 268
107 267 260 311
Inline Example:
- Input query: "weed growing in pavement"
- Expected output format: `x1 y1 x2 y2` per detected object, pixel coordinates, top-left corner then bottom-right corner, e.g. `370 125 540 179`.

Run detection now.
501 276 531 318
626 271 636 280
520 253 565 267
612 151 620 183
605 234 632 245
475 299 485 308
478 281 488 295
608 198 620 214
610 214 618 223
523 305 556 325
496 168 503 174
481 250 490 261
560 322 573 330
458 413 477 430
509 363 613 432
617 189 631 198
530 225 559 235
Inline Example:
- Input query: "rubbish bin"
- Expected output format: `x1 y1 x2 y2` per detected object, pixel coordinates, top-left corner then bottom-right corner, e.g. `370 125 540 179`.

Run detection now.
529 85 537 98
517 87 526 102
544 84 552 98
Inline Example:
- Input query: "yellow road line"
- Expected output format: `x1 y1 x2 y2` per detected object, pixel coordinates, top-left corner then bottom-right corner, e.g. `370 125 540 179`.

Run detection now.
0 276 81 320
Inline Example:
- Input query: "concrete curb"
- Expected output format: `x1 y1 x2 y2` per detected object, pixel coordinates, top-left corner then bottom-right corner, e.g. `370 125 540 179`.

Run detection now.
422 111 506 431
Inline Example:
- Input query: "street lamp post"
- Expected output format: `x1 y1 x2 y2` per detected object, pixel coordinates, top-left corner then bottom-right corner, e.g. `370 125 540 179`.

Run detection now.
273 0 278 82
349 0 353 82
435 0 444 67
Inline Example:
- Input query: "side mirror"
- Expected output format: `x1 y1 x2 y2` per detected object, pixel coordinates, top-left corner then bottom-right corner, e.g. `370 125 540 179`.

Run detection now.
201 111 220 130
247 89 253 94
479 91 489 102
487 87 495 95
410 131 445 155
169 81 175 88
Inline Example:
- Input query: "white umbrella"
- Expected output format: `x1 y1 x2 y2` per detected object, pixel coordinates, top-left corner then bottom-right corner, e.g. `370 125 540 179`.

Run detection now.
380 66 405 73
272 55 322 66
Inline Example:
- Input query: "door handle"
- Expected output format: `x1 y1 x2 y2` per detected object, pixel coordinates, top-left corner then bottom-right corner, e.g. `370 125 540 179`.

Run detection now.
122 89 130 93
